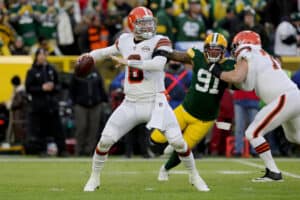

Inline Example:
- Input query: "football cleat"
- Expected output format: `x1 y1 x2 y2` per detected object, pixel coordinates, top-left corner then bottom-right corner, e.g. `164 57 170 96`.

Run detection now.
158 165 169 181
189 172 210 192
83 176 100 192
252 168 283 182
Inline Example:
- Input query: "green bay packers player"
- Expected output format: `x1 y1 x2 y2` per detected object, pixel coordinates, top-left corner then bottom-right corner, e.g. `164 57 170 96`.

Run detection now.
151 32 235 181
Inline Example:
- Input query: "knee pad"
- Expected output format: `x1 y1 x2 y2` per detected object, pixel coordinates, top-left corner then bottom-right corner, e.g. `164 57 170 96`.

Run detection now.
97 134 115 153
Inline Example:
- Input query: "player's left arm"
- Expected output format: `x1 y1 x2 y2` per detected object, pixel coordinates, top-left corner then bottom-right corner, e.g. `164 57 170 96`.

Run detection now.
210 58 248 84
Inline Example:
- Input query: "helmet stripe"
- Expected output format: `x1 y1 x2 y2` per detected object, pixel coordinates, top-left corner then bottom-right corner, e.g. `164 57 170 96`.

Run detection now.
142 7 151 16
212 33 218 44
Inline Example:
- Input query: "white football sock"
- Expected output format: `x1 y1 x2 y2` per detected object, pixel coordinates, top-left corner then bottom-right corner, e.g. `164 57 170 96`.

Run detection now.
90 152 107 178
250 136 280 173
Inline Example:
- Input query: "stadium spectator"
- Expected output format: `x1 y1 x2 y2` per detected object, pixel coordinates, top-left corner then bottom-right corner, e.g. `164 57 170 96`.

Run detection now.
175 0 206 42
209 89 234 156
232 90 259 157
274 12 300 56
0 8 17 55
25 48 67 157
57 1 80 55
10 36 28 55
155 0 175 41
236 6 270 51
105 0 132 44
70 66 108 156
164 60 192 109
9 0 38 48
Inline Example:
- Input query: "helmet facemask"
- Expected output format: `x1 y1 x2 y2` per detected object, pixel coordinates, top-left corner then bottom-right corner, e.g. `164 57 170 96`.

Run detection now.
134 16 156 40
204 45 225 63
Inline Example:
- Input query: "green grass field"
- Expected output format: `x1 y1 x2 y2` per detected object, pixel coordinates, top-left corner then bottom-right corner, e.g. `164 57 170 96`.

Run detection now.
0 156 299 200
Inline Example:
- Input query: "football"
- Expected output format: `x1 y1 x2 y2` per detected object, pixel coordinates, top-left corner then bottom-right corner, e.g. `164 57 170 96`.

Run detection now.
75 54 95 77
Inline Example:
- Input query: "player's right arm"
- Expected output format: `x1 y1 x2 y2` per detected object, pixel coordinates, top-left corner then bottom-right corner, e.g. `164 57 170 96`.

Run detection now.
89 44 120 62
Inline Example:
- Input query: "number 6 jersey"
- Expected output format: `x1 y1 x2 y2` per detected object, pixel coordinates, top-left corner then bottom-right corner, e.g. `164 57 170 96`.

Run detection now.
116 32 172 101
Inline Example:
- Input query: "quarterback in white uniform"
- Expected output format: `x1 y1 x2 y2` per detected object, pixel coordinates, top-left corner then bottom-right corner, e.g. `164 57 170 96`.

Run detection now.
209 30 300 182
83 6 209 192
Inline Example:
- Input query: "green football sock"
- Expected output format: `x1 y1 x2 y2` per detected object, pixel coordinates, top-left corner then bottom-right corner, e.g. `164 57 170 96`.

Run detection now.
165 151 181 170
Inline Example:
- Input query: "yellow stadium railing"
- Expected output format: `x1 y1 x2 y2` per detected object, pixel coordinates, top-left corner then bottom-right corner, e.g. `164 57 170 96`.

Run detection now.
0 55 120 103
0 55 300 103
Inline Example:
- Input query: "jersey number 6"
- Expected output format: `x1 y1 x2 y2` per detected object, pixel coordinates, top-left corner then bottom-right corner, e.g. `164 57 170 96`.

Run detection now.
128 54 144 83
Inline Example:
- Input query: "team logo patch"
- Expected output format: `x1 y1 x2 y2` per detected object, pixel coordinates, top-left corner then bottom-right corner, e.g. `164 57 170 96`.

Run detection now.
142 46 151 52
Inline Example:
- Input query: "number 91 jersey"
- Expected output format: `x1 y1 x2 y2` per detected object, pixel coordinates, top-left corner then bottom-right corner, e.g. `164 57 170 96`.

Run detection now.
182 48 235 121
116 33 172 101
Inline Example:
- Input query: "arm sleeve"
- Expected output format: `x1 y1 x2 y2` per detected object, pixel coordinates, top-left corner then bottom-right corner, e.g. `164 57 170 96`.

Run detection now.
127 56 167 71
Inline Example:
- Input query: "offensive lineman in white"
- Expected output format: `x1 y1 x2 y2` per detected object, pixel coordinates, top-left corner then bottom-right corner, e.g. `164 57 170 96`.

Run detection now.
209 30 300 181
83 6 209 192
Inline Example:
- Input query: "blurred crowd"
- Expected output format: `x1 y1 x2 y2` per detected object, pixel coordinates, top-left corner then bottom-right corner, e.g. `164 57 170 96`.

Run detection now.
1 0 300 157
0 0 299 56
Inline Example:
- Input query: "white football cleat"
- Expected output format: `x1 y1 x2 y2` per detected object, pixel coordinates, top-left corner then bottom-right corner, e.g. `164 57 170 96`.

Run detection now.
83 176 100 192
189 172 210 192
158 165 169 181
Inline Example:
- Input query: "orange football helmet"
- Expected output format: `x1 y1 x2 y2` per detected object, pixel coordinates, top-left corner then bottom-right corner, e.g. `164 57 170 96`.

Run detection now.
127 6 156 40
231 30 261 56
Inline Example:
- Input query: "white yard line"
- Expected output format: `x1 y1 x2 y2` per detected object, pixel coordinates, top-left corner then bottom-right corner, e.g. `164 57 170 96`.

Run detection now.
234 159 300 179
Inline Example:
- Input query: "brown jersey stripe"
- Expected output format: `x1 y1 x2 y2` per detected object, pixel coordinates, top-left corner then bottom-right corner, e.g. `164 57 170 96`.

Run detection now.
235 46 251 58
155 38 172 49
253 95 286 138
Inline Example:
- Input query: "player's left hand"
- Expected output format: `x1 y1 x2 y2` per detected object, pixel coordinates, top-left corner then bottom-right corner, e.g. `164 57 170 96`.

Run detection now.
208 63 223 78
111 56 128 68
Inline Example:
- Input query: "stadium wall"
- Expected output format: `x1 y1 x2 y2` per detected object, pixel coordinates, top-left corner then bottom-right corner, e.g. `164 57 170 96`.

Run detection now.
0 55 299 103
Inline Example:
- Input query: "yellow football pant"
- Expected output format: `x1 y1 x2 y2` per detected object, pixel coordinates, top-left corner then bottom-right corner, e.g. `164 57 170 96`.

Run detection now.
151 105 214 149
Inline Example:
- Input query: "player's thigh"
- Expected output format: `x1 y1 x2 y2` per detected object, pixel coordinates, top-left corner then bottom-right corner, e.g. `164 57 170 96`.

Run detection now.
246 94 299 139
150 105 186 144
173 105 188 130
102 101 140 142
183 119 214 149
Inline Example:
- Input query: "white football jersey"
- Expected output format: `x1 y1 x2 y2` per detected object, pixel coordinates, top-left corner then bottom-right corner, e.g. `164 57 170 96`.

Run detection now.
116 33 172 101
236 45 298 104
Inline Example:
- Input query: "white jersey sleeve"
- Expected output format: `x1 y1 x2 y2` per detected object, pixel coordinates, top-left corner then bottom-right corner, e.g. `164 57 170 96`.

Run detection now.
90 42 120 61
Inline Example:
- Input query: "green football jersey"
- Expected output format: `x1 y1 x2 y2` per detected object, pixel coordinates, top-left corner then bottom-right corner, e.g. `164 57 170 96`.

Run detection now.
174 13 206 42
182 48 235 121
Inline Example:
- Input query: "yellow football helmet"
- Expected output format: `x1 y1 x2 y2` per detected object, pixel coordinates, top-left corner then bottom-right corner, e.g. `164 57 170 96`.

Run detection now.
204 32 228 63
